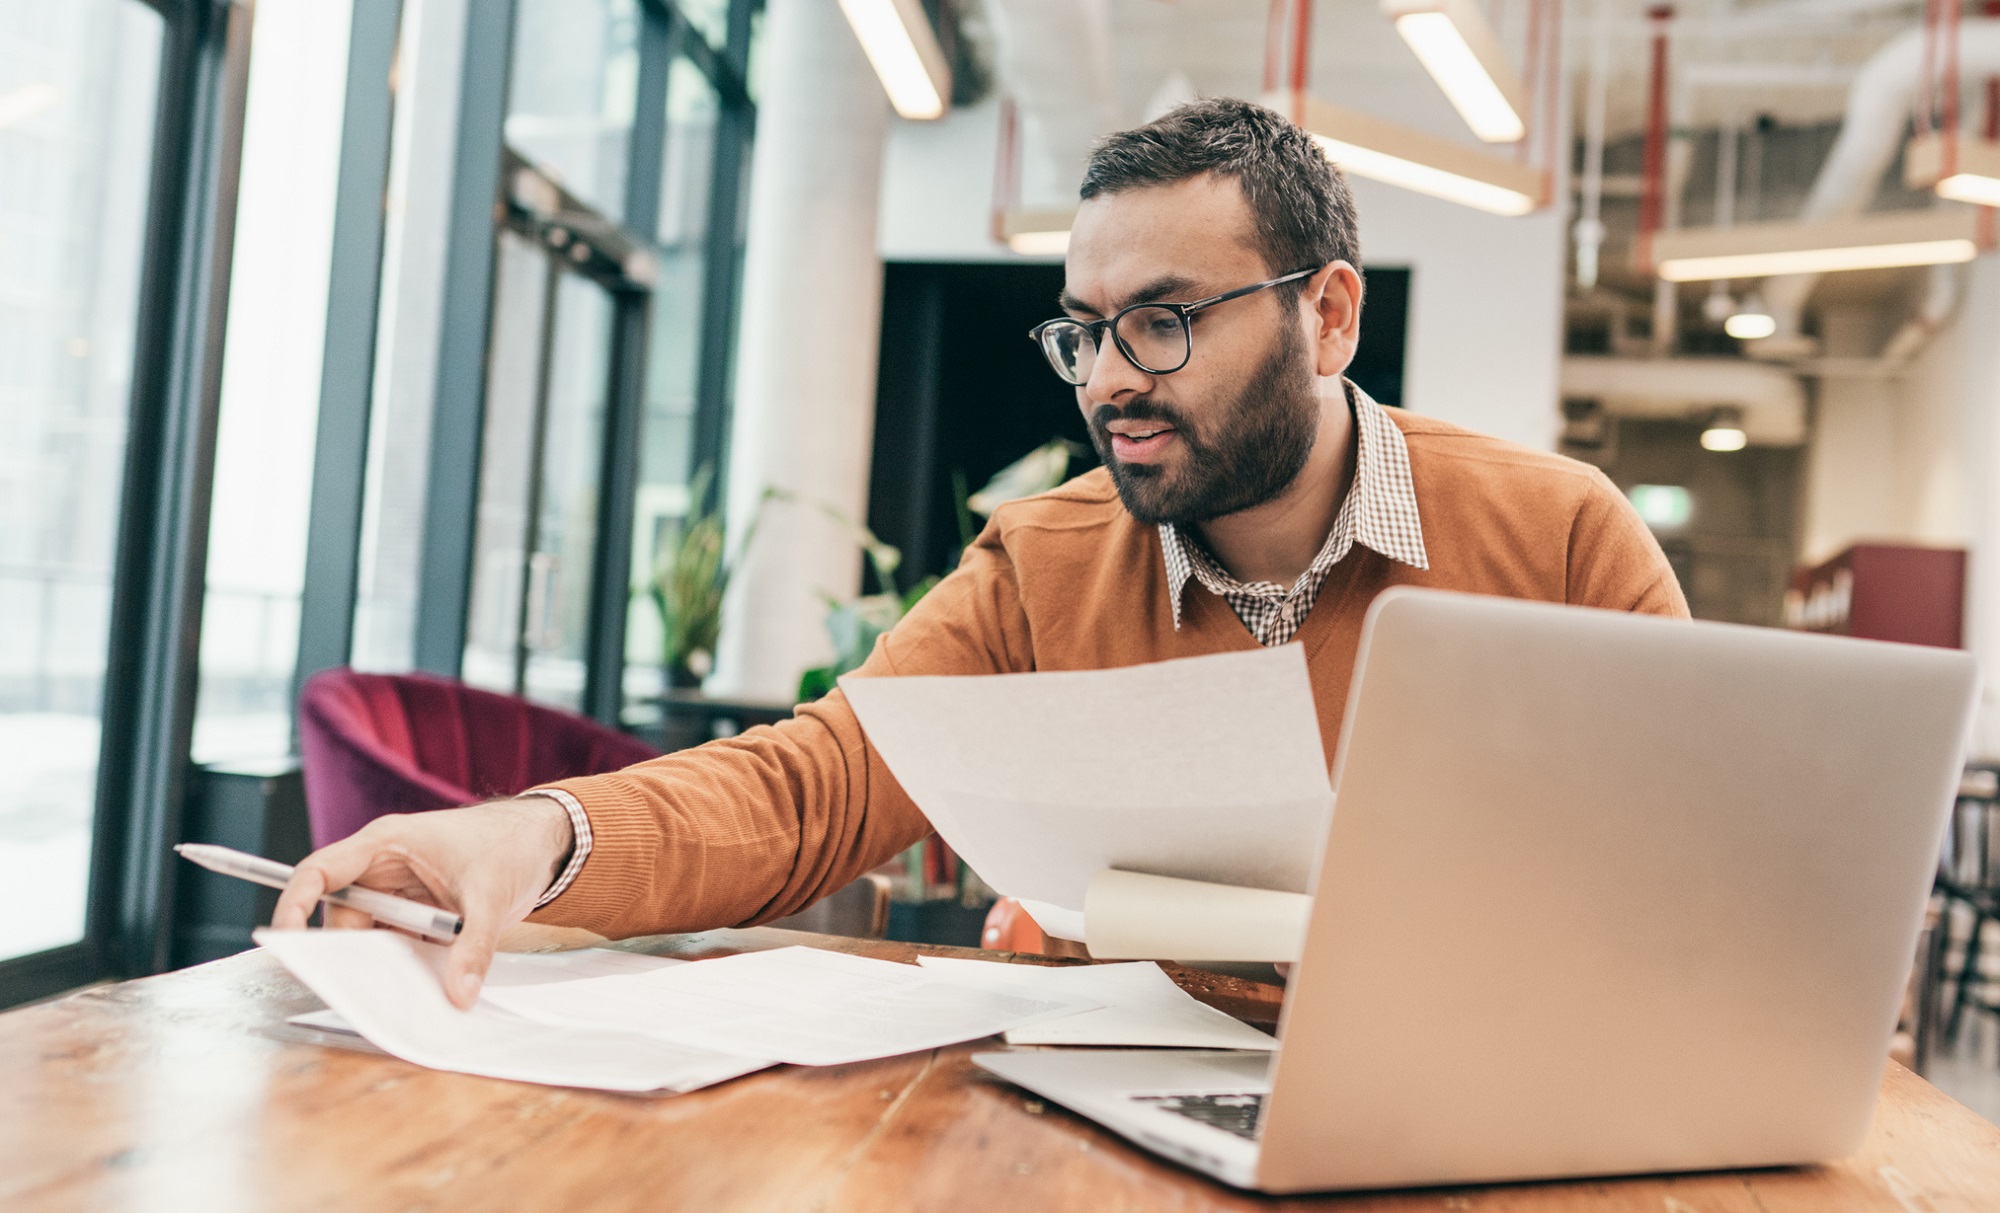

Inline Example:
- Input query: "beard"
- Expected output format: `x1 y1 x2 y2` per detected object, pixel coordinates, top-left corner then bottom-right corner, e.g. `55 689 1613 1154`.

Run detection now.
1088 319 1321 526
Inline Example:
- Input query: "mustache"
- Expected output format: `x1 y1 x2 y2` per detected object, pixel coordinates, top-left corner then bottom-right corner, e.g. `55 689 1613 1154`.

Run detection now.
1089 398 1194 433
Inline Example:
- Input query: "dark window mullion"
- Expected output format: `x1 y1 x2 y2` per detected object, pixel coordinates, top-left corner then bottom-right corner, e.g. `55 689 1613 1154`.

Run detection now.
412 0 520 677
292 0 404 711
582 8 675 724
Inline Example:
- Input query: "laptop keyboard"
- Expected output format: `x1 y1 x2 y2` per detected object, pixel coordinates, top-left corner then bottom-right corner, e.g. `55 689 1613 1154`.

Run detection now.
1133 1092 1265 1141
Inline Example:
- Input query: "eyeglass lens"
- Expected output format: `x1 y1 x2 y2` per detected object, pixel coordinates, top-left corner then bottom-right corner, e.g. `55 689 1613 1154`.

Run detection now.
1041 306 1191 385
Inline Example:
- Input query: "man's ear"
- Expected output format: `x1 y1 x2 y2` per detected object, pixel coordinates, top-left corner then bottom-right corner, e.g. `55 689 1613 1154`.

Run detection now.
1304 261 1363 379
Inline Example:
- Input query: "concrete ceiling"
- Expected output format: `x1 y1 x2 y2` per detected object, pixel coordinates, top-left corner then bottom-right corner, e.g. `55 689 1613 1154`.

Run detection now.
977 0 1928 152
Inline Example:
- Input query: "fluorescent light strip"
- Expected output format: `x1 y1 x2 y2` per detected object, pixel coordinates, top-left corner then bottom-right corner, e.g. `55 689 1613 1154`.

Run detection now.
838 0 947 120
1657 239 1979 282
1936 172 2000 208
0 82 59 130
1393 13 1524 143
1310 133 1537 216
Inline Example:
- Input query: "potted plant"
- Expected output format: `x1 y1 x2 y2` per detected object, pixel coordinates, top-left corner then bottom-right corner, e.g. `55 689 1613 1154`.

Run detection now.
650 467 761 689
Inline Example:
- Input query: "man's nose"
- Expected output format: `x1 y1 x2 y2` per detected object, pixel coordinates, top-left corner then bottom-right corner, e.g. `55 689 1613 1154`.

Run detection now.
1081 333 1154 406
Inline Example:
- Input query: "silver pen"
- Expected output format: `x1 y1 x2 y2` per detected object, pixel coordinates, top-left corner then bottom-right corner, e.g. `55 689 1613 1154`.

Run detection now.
174 843 464 942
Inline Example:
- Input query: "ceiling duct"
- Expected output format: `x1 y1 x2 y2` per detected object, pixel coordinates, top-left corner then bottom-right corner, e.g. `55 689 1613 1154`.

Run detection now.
1560 355 1808 445
1752 18 2000 354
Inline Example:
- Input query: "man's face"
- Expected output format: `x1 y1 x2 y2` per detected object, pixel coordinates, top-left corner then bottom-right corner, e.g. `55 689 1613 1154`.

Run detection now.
1061 174 1322 526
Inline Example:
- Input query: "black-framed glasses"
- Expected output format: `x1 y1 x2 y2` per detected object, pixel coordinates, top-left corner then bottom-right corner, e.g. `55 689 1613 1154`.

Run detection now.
1027 267 1319 386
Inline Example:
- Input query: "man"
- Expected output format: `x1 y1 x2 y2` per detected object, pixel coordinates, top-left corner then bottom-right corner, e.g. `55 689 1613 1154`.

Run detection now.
276 99 1686 1008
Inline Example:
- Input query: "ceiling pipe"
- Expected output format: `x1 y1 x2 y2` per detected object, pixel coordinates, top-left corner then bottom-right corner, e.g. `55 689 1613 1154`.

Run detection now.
1574 0 1612 288
1752 18 2000 357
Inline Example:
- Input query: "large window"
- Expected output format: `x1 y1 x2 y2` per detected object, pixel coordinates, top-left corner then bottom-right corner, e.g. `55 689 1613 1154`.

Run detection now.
0 0 164 963
192 0 355 765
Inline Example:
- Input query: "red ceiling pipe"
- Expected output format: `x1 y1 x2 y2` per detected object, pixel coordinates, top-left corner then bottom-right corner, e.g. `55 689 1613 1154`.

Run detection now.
1290 0 1314 118
1985 0 1999 141
1636 6 1674 269
1945 0 1963 174
988 95 1019 246
1264 0 1287 93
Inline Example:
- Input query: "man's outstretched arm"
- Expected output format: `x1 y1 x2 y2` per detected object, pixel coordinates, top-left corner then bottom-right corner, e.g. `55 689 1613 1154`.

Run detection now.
274 523 1033 1008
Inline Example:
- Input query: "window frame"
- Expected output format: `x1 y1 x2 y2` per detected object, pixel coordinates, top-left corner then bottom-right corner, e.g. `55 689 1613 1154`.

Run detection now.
0 0 253 1007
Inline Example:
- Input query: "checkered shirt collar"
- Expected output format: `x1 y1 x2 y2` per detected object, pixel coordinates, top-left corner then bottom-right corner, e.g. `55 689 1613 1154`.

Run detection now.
1160 381 1429 644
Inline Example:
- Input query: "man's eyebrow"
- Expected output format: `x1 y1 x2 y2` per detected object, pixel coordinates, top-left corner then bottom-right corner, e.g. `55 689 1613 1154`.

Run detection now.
1058 274 1203 318
1120 274 1201 308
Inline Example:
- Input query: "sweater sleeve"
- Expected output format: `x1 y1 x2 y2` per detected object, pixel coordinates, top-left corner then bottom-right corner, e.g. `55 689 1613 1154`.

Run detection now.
1565 469 1691 619
525 520 1033 939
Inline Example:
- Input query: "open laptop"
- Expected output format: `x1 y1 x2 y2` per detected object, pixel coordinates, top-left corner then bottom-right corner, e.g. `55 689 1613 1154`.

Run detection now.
974 587 1978 1193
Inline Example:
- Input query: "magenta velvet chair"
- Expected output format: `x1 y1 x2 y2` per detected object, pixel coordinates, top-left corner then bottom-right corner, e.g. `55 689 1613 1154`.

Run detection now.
297 668 661 849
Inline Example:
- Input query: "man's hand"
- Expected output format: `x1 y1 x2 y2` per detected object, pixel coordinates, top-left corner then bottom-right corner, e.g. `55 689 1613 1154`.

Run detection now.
272 797 575 1010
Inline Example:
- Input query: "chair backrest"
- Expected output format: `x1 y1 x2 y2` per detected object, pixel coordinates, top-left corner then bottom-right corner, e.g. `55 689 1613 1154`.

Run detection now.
297 668 659 848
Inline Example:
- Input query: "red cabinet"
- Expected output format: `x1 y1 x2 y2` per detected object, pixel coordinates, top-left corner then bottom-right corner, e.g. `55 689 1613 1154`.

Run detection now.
1785 544 1966 649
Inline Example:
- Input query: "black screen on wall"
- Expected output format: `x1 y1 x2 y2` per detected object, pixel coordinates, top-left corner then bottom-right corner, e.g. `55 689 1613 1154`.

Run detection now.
868 262 1411 583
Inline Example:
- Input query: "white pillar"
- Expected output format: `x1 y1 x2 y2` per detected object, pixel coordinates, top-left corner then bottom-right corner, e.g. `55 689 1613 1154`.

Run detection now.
710 0 889 701
1798 309 1901 564
1950 264 2000 756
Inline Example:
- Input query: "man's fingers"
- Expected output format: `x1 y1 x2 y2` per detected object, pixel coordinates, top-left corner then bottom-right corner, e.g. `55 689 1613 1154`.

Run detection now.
324 904 374 930
271 863 329 930
271 829 395 930
442 892 507 1011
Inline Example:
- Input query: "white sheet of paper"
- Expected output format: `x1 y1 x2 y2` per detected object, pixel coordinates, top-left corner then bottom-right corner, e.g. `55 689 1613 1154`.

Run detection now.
482 945 1099 1066
479 947 685 985
840 646 1335 939
287 948 682 1037
255 930 770 1094
914 956 1278 1050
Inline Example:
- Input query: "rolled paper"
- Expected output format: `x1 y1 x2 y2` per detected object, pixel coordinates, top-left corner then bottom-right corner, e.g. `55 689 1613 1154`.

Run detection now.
1084 869 1313 963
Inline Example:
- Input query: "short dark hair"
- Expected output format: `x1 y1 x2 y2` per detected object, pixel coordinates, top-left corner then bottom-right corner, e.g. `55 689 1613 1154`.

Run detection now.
1079 97 1360 277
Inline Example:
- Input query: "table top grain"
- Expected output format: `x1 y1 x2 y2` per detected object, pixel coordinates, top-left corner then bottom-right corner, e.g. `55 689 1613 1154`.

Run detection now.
3 926 1996 1212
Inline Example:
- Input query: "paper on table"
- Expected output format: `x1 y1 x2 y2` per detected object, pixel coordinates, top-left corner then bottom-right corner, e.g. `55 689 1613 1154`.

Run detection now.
288 948 682 1036
1084 870 1313 963
478 946 686 985
255 929 770 1094
482 945 1099 1066
914 956 1278 1050
840 646 1334 941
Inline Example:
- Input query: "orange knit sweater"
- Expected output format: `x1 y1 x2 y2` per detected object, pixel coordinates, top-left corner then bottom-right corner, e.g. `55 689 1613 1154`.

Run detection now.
532 410 1689 939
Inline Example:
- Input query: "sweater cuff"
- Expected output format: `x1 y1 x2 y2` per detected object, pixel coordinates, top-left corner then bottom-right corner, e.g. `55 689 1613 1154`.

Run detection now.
518 789 592 909
521 774 670 932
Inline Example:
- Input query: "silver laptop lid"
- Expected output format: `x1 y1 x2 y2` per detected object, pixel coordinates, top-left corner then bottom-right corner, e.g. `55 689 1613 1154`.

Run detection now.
1258 589 1978 1193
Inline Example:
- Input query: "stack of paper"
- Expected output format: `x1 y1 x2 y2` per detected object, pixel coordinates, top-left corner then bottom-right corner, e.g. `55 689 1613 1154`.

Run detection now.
258 931 1101 1089
915 956 1277 1050
255 929 768 1094
480 945 1098 1066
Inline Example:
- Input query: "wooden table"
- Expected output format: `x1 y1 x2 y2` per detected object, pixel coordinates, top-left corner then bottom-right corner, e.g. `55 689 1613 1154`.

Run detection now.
4 927 1998 1211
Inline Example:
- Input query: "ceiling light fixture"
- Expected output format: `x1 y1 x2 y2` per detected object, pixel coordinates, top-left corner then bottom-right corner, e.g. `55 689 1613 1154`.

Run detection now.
1700 407 1748 452
1651 208 1982 282
1904 130 2000 208
1381 0 1527 143
1723 310 1777 340
1723 290 1775 340
1281 94 1546 216
998 209 1074 257
838 0 951 121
